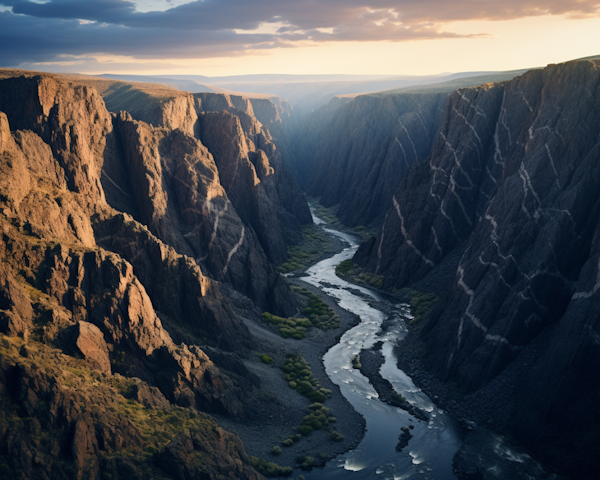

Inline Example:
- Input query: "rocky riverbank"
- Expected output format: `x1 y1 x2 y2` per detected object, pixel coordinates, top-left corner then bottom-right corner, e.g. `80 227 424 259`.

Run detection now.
358 342 429 422
213 279 366 473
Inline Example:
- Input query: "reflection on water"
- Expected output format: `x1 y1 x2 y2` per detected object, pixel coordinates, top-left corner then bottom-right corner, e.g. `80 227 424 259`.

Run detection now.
299 225 463 479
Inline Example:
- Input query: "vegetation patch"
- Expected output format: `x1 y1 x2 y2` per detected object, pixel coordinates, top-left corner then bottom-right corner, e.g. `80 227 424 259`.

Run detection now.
335 259 385 290
310 203 340 226
351 355 362 369
282 354 331 402
277 225 333 274
249 457 293 477
301 403 336 432
262 312 312 339
398 289 439 325
260 354 273 365
293 287 340 330
262 289 339 338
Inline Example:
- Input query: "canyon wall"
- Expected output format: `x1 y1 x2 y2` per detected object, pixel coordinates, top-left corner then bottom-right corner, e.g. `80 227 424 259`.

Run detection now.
355 58 600 478
297 72 529 228
0 71 309 479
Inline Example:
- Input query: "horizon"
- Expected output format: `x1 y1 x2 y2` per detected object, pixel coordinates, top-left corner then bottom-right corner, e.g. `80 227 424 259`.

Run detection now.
1 1 599 77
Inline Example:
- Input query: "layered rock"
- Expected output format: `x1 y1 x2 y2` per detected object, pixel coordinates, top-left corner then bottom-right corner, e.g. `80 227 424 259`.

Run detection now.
355 58 600 477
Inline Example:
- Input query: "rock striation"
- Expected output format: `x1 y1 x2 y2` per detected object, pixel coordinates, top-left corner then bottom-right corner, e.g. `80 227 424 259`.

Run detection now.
305 92 448 227
355 58 600 478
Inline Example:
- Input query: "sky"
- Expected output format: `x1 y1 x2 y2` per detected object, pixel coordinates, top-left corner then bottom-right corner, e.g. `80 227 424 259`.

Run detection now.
1 0 599 77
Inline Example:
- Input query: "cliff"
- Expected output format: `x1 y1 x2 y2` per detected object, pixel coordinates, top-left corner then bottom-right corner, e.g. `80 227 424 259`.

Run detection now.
355 58 600 478
305 92 448 227
297 71 534 228
94 78 311 315
0 71 310 479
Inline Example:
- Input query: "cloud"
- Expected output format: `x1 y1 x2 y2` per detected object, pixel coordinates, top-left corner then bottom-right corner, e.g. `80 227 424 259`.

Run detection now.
0 0 599 67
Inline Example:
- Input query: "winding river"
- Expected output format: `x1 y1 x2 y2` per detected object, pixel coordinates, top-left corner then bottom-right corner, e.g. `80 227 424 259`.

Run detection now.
299 217 464 479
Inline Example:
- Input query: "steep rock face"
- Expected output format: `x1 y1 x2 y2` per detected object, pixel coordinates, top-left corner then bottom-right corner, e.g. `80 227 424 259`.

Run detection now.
93 213 252 352
305 92 449 227
106 111 295 315
42 245 247 416
0 73 272 477
355 59 600 477
289 96 351 187
195 93 312 263
0 75 110 202
99 85 310 314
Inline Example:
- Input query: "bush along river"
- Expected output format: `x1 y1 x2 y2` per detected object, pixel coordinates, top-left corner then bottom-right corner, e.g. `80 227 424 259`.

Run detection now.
298 217 464 479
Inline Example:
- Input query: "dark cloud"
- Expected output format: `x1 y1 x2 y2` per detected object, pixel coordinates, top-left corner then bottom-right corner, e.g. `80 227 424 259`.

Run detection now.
0 0 598 66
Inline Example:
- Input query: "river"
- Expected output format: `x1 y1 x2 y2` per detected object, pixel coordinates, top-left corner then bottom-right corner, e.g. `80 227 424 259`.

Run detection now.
298 217 464 479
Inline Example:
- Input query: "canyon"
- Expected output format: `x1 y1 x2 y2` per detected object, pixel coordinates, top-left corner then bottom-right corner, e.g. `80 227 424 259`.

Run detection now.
0 56 599 480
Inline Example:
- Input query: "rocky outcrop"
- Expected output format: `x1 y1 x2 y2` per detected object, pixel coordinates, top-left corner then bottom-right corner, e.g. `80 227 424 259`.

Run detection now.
0 339 262 480
70 321 111 375
158 430 263 480
104 110 296 315
355 58 600 478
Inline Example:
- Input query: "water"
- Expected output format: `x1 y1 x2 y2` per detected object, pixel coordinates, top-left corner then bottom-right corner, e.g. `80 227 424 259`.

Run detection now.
299 225 464 479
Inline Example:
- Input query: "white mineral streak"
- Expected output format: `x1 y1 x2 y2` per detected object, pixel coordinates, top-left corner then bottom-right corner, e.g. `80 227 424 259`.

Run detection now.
452 106 484 152
222 225 245 275
439 132 476 189
431 226 443 254
573 257 600 300
101 169 131 197
457 90 490 129
415 112 431 143
516 89 534 113
544 143 561 189
394 136 411 170
375 213 389 274
440 200 459 239
457 265 512 345
208 201 228 251
392 195 435 267
398 119 419 161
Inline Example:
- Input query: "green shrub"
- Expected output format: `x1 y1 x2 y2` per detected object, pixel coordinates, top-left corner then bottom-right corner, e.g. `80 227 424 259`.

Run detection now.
281 355 331 402
250 457 293 477
299 425 313 435
272 446 281 455
282 439 294 447
261 355 273 365
262 312 311 339
330 431 344 442
335 259 354 277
